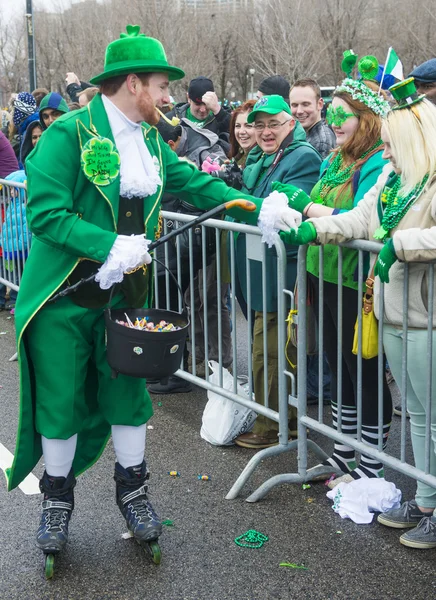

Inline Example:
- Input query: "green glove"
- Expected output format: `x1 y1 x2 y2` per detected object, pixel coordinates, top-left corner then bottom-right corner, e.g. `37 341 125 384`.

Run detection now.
374 238 397 283
280 222 317 245
272 181 311 214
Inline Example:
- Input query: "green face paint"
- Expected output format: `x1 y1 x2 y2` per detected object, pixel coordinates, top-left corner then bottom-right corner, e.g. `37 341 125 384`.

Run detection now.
326 104 356 127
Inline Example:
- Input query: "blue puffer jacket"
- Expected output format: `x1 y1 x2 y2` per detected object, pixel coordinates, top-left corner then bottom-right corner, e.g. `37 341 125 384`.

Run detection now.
1 170 30 259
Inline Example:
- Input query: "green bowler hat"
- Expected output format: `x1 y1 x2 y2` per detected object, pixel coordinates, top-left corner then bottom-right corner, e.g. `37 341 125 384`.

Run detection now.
247 95 291 123
389 77 425 110
90 24 185 84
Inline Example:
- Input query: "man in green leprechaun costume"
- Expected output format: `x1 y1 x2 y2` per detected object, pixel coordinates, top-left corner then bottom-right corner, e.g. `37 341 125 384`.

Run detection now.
6 25 302 563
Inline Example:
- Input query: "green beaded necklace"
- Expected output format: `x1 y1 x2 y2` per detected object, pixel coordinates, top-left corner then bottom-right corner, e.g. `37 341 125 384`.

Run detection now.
319 139 383 199
373 173 429 241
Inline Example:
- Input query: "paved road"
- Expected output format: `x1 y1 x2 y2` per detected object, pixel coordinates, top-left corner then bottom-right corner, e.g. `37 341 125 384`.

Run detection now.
0 309 435 600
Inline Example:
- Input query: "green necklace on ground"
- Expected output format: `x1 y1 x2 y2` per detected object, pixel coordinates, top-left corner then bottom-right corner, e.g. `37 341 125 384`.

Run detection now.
234 530 268 549
374 173 429 241
319 139 383 200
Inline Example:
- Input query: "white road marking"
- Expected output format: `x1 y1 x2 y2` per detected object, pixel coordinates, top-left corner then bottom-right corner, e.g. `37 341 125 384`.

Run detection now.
0 443 40 495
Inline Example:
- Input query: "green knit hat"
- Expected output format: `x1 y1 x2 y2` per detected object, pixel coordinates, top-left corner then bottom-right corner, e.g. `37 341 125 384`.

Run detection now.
247 95 291 123
90 24 185 84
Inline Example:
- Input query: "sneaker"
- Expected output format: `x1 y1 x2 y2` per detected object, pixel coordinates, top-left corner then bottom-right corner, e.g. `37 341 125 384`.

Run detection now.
327 473 354 489
377 500 428 529
234 431 279 449
393 404 409 418
147 375 192 395
400 516 436 549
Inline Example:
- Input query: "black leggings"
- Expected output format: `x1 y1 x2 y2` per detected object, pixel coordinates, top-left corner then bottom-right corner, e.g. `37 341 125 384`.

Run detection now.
309 274 392 427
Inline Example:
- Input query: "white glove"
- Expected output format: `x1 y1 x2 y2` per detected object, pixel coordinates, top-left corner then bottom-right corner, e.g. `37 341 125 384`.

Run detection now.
95 234 152 290
257 191 302 247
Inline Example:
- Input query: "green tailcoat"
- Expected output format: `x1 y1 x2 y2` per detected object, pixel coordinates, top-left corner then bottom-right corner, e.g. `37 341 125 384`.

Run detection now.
7 94 261 491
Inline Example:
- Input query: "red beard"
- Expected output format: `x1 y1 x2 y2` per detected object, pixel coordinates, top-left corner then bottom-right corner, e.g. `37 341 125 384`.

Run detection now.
137 89 159 125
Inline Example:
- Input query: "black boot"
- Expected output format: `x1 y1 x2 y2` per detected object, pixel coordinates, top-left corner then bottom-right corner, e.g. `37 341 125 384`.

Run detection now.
114 461 162 542
36 469 76 554
147 375 192 395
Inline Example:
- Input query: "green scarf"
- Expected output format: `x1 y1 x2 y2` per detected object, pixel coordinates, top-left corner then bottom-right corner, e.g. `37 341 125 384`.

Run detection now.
186 106 212 128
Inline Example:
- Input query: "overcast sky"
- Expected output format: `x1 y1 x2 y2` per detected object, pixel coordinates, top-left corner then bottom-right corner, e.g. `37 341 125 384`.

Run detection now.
0 0 88 20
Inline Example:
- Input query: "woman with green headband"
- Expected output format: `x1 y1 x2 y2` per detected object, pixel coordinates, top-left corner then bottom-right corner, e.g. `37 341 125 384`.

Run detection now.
282 78 436 549
269 64 393 484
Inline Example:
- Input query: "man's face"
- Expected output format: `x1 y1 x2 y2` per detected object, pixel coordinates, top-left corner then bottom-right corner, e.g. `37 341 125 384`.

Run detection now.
78 94 88 108
31 126 43 147
133 73 170 125
289 86 323 131
415 81 436 105
41 108 63 127
187 98 209 120
256 90 264 100
145 73 171 109
254 111 294 154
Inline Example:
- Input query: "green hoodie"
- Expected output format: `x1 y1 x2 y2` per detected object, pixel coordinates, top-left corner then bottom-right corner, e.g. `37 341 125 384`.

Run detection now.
39 93 70 129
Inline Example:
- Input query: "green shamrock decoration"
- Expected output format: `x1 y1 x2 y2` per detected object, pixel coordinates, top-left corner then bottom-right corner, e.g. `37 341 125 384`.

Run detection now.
81 137 120 186
120 24 145 38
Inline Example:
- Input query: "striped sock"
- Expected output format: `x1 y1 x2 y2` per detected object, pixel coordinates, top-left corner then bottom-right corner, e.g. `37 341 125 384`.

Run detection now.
323 403 357 473
351 423 390 479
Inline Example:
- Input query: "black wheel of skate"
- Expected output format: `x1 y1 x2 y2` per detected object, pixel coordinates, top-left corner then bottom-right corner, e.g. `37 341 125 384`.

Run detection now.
45 554 55 579
146 540 161 565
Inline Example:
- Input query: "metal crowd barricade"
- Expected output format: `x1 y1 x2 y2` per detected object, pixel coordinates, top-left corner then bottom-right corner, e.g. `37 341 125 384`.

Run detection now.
242 240 436 503
0 178 30 362
157 211 300 497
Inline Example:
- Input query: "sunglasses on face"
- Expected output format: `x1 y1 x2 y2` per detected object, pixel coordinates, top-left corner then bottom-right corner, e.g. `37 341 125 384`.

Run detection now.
326 104 356 127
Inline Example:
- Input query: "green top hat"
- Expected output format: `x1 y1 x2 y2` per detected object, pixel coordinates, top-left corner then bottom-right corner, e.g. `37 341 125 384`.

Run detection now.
341 50 358 77
247 95 291 123
90 25 185 85
389 77 425 110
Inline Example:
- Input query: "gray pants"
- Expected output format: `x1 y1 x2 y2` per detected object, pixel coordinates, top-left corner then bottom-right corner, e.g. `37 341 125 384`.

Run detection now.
384 324 436 509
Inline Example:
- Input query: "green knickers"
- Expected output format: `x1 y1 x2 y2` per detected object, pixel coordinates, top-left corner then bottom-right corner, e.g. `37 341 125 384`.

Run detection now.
26 295 153 440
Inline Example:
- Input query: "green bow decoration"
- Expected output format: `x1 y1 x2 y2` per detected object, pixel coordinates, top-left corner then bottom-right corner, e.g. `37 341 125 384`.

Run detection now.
280 222 317 246
121 24 145 38
374 239 397 283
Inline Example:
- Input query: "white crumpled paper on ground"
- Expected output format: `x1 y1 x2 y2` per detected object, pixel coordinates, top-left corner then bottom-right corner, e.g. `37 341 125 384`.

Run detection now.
326 478 402 524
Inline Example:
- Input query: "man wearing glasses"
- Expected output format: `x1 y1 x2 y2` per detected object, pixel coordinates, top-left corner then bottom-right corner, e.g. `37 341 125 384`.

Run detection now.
234 95 322 449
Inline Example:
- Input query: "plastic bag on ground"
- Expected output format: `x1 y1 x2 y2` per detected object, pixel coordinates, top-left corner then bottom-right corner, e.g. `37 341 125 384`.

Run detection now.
200 361 256 446
326 478 402 524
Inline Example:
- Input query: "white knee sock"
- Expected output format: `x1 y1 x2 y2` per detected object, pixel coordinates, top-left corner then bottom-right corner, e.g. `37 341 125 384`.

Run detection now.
111 424 147 468
42 434 78 478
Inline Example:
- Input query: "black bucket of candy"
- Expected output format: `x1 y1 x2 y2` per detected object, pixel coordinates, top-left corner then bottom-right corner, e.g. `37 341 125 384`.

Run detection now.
105 308 190 379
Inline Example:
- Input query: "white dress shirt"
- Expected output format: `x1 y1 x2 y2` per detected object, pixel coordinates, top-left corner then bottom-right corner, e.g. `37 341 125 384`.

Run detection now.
102 94 161 199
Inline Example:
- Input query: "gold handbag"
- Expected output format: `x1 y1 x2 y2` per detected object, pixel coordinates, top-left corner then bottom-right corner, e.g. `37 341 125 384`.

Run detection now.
352 267 378 360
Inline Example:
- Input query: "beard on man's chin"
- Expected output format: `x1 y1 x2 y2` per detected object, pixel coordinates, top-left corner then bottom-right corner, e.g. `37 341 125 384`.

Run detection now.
137 90 160 125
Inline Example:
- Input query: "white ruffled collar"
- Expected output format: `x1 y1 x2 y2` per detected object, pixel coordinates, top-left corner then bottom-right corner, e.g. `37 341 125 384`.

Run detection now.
102 95 162 199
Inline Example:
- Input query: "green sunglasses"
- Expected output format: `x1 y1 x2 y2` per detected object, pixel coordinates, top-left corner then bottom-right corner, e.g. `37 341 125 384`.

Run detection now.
326 104 356 127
